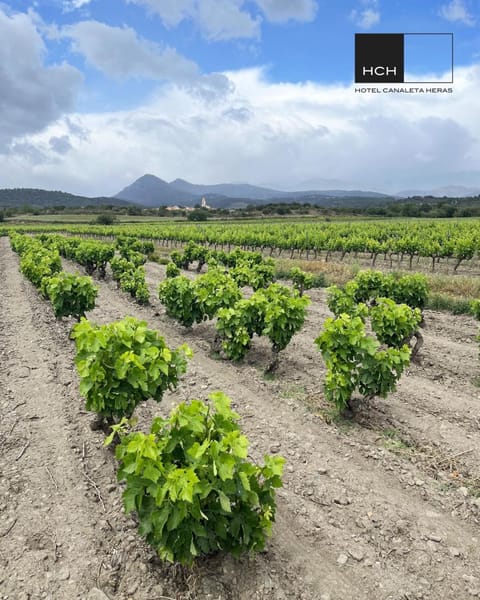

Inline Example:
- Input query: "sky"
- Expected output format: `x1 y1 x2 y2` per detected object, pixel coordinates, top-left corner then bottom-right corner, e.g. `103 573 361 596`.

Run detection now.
1 0 480 196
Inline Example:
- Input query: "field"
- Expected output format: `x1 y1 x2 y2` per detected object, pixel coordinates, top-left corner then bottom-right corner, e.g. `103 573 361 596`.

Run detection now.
5 213 183 224
1 223 480 600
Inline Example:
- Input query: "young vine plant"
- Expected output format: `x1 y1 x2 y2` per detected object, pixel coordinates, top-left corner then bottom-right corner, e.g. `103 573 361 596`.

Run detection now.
106 392 285 565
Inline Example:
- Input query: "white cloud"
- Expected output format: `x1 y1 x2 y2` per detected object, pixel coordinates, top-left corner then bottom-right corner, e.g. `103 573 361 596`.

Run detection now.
63 0 93 12
127 0 317 40
196 0 261 41
439 0 475 25
64 21 199 81
49 135 73 154
255 0 318 23
62 20 233 98
127 0 260 39
0 8 82 151
350 8 380 29
5 64 480 196
126 0 196 27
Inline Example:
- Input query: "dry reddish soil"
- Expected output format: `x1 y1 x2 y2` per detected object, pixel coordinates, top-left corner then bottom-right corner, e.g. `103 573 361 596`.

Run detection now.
1 236 480 600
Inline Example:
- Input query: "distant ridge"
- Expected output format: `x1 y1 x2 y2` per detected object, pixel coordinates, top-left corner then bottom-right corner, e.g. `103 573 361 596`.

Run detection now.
0 188 132 209
115 174 392 208
397 185 480 198
114 174 196 207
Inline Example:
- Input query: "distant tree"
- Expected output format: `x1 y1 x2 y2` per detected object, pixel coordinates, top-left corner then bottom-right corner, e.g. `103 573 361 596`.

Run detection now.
400 203 420 217
438 205 456 218
95 214 116 225
127 206 142 215
187 209 209 222
0 211 4 222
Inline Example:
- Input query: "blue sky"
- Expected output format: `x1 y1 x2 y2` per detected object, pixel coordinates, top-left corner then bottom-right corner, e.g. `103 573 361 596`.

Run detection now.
1 0 480 195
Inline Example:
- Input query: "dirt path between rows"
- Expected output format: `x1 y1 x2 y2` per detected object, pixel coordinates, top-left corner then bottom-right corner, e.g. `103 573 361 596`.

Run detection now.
0 238 117 599
2 238 480 600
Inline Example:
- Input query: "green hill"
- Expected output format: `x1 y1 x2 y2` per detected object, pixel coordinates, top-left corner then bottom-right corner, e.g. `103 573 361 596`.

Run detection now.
0 188 133 209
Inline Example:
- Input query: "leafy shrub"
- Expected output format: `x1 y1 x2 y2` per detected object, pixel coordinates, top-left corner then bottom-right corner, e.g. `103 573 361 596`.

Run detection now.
71 316 192 420
188 243 210 272
10 232 33 254
110 257 150 304
20 247 62 287
326 285 358 317
172 245 265 273
41 272 98 320
370 298 422 348
166 262 181 278
74 241 115 278
158 276 202 327
471 299 480 320
327 270 429 314
158 270 241 327
194 269 242 319
289 267 315 296
117 235 154 256
122 249 147 267
230 261 275 291
393 274 429 310
315 308 413 412
110 257 132 282
347 270 395 304
107 392 284 565
170 250 190 270
222 249 263 268
215 300 256 360
258 284 310 354
53 236 82 260
216 283 310 363
119 266 150 304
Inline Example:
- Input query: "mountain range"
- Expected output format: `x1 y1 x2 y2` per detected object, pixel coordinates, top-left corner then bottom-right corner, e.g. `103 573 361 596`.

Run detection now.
114 174 392 208
1 176 479 211
396 185 480 198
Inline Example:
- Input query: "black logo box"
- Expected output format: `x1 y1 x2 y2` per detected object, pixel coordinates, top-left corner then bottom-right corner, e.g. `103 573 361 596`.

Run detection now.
355 33 453 84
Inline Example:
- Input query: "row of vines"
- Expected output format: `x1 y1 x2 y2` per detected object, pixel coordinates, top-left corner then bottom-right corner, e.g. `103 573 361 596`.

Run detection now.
8 231 285 566
4 218 480 270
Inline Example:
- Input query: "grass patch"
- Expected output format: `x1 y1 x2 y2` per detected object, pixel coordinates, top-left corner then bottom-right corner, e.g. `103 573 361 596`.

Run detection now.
381 428 412 453
426 273 480 300
262 371 276 382
426 293 474 315
279 384 307 400
274 258 353 287
274 264 328 288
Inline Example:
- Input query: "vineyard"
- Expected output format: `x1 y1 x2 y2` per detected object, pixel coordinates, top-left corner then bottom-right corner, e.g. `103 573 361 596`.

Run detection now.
3 217 480 273
1 223 480 600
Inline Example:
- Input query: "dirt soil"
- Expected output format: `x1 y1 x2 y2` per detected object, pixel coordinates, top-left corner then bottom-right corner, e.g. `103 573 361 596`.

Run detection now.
1 237 480 600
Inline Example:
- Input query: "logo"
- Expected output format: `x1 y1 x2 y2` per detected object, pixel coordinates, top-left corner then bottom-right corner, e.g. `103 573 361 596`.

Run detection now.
355 33 453 84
